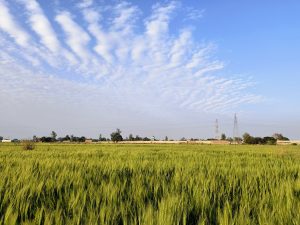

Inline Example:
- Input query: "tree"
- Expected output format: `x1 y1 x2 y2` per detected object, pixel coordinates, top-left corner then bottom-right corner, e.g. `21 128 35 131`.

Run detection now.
40 136 52 142
243 133 253 144
0 136 3 141
98 134 107 142
79 136 86 142
33 135 38 142
111 129 123 143
51 131 57 142
242 133 276 145
135 135 142 141
128 134 134 141
99 134 103 142
165 136 168 141
253 137 264 145
263 136 276 145
221 133 226 140
273 133 289 141
64 135 70 141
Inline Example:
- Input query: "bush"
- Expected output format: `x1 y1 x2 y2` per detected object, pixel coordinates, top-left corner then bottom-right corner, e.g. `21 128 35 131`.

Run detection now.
22 141 35 150
292 143 297 146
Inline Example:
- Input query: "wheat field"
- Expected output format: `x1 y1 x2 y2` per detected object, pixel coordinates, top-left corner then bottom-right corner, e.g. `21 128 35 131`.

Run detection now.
0 143 300 225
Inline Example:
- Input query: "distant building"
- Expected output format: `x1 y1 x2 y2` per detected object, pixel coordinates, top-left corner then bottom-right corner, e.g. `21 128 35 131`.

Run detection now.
211 140 231 145
85 139 93 144
1 139 12 143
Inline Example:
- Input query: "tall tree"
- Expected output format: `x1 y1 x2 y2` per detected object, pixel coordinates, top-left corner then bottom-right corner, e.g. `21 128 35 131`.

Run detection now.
243 133 253 144
273 133 289 141
111 129 123 143
33 135 37 142
128 134 134 141
221 133 226 140
51 131 57 142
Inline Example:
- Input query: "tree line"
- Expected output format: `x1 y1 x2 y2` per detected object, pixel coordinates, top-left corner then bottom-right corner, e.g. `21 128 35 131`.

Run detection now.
242 133 289 145
1 130 291 145
29 129 152 143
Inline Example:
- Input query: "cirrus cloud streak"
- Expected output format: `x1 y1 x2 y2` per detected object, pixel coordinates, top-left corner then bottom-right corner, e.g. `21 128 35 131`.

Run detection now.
0 0 262 125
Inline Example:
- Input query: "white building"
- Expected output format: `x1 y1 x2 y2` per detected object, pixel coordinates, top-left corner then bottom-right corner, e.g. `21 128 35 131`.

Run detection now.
1 139 12 143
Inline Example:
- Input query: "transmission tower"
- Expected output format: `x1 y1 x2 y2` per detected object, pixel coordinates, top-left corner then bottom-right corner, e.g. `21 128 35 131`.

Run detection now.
233 113 239 139
215 119 220 140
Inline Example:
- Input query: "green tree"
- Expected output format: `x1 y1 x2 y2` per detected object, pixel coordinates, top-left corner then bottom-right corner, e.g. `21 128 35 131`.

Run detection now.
111 129 123 143
273 133 289 141
65 135 70 141
51 131 57 142
128 134 134 141
243 133 253 144
221 133 226 140
32 135 38 142
98 134 107 142
263 136 277 145
135 135 142 141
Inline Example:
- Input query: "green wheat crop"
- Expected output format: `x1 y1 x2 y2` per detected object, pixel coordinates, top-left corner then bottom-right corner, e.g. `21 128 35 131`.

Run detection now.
0 143 300 225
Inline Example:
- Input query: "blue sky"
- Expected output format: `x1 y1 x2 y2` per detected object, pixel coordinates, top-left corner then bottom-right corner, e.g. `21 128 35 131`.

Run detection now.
0 0 299 139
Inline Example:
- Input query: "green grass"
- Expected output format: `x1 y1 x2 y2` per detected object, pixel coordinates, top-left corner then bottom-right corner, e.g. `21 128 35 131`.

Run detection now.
0 143 300 225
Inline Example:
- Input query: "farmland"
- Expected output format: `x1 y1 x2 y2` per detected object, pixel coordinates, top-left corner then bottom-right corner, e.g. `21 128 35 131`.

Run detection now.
0 143 300 225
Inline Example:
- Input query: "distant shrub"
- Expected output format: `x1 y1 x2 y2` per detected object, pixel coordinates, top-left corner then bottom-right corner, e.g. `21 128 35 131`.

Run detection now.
22 140 35 150
292 143 297 146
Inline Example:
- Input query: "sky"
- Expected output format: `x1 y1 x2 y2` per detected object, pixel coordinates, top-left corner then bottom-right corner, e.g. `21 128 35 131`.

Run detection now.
0 0 299 140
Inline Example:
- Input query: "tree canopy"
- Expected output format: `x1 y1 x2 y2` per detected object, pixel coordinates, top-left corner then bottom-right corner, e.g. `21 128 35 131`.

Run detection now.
111 129 123 143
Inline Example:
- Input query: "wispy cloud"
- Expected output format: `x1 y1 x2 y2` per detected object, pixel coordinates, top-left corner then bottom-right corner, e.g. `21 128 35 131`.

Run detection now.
19 0 61 53
185 8 205 21
146 2 178 39
55 11 91 62
77 0 93 9
0 0 262 129
112 2 140 32
0 0 30 47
